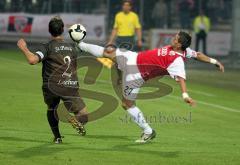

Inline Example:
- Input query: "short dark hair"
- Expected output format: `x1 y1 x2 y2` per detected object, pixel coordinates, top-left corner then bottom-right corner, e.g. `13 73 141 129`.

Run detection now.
178 31 192 51
48 16 64 37
122 0 132 6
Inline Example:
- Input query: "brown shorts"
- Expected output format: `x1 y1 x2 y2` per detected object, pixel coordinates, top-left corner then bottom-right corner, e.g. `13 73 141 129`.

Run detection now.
42 86 86 113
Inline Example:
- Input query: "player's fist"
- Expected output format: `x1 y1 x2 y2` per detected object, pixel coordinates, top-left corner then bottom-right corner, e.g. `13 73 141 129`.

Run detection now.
17 39 27 50
184 97 196 107
216 61 224 73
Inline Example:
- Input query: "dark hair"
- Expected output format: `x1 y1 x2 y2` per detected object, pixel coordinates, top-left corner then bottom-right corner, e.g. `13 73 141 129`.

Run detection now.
122 0 132 6
48 16 64 37
178 31 192 51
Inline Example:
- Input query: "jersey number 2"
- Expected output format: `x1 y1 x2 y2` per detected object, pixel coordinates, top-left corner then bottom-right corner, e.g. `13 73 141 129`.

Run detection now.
62 56 72 78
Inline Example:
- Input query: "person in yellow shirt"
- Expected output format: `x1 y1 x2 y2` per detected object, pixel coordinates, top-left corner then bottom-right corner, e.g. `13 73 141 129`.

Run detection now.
103 0 142 84
193 11 211 54
108 0 142 49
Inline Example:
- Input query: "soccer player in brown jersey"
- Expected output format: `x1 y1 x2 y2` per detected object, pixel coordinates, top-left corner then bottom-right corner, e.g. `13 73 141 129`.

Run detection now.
17 16 88 144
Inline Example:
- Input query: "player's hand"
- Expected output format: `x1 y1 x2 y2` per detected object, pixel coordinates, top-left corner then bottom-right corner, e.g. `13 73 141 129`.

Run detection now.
17 38 27 50
216 61 224 73
184 97 196 107
107 41 113 46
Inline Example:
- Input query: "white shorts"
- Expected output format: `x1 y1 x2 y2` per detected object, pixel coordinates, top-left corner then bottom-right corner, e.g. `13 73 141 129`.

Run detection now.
116 49 144 101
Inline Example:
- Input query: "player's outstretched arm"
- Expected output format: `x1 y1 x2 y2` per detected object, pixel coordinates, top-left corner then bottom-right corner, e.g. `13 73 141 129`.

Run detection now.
17 39 39 65
195 52 224 72
177 76 196 107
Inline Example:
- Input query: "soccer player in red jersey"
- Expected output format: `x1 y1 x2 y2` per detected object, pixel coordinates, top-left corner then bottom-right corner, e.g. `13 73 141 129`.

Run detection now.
77 31 224 143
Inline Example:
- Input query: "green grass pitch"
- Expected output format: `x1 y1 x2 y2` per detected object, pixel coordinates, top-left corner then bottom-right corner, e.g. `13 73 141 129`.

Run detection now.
0 50 239 165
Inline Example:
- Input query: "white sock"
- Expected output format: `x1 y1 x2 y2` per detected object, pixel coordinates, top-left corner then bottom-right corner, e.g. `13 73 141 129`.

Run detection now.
78 42 104 57
127 106 153 134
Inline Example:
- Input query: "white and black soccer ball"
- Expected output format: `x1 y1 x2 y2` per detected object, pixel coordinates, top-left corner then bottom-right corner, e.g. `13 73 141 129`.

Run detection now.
68 24 87 42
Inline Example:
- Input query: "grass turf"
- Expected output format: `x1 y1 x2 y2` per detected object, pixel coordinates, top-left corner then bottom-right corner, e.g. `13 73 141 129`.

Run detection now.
0 50 239 165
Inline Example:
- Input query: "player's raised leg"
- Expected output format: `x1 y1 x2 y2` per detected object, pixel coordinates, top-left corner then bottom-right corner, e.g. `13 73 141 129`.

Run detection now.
78 42 117 61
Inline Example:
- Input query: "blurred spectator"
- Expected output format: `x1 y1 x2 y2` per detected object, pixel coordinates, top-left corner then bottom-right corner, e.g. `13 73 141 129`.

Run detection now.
178 0 193 29
193 10 211 54
151 0 167 28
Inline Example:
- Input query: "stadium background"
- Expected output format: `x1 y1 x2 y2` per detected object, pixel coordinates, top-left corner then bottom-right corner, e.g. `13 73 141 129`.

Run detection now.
0 1 239 165
0 0 239 67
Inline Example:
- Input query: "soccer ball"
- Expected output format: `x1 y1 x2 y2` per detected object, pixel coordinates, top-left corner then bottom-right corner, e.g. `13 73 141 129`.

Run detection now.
68 24 87 42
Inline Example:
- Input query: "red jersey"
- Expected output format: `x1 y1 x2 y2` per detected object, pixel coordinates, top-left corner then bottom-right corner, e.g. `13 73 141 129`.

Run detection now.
137 45 197 81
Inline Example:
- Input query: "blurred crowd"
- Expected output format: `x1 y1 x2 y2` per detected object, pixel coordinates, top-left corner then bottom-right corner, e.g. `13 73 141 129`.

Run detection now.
0 0 107 14
145 0 232 29
0 0 232 29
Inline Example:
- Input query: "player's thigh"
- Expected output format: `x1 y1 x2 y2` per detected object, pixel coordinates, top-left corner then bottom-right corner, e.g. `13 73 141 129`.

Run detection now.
115 50 137 72
122 84 140 101
122 69 144 100
42 87 60 111
122 78 142 102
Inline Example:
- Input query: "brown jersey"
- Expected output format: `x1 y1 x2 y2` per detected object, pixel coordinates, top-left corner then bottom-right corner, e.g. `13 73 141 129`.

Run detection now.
35 39 80 89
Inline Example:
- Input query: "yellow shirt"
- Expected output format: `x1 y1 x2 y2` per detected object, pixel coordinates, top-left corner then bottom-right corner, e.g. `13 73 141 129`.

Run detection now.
193 15 211 33
113 11 141 37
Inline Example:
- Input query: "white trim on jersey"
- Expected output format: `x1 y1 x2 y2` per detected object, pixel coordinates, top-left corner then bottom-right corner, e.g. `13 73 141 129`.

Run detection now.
167 56 186 80
36 51 45 59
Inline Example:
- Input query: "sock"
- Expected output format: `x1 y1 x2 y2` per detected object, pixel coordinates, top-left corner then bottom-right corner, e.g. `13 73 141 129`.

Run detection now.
78 42 104 57
47 110 61 138
127 106 153 134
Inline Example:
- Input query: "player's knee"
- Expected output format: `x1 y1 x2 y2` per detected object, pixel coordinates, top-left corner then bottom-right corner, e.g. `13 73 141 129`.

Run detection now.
121 100 135 110
121 102 128 110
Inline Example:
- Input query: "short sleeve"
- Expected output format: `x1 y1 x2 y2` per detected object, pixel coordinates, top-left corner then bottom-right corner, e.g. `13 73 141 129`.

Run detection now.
134 14 141 29
35 43 48 62
185 47 198 58
167 57 186 80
